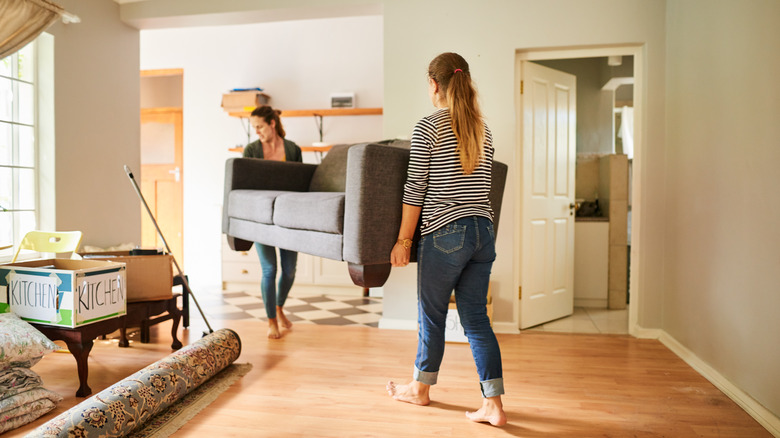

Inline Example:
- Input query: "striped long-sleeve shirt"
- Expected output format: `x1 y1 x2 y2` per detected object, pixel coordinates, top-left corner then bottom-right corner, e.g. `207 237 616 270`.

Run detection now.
403 108 494 235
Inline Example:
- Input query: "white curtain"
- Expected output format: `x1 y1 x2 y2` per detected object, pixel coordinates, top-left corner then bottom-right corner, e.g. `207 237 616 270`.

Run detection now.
618 106 634 160
0 0 63 60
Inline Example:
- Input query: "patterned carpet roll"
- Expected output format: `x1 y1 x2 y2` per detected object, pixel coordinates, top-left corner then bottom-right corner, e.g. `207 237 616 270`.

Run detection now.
26 328 241 437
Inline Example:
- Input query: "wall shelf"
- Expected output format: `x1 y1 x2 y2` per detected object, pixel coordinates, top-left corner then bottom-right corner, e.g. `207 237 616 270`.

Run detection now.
227 107 383 118
229 145 332 154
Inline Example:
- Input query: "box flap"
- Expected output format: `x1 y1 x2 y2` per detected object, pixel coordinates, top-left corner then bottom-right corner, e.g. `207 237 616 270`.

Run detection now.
1 258 125 272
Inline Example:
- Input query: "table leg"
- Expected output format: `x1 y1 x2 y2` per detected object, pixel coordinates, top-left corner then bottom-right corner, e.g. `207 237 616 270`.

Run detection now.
140 319 151 343
64 339 95 397
118 326 130 348
182 282 190 328
175 274 190 328
169 308 182 350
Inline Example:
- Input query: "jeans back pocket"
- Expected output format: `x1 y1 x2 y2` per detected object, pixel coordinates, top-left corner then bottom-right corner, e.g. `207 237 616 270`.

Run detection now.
433 224 466 254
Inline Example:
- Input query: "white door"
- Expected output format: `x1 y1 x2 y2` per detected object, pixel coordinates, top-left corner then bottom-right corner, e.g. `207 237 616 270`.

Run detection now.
519 61 577 329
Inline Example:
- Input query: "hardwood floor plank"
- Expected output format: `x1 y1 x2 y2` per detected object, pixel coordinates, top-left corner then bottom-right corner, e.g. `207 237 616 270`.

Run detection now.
4 317 772 437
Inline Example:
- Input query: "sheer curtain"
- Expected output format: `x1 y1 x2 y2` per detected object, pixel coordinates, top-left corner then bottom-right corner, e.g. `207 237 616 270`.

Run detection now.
0 0 63 59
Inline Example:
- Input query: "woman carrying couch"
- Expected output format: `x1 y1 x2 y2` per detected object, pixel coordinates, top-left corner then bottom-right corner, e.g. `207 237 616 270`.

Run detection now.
243 105 302 339
386 52 506 426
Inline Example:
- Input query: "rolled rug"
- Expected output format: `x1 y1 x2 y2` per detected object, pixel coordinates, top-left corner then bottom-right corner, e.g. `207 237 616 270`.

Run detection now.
26 328 241 437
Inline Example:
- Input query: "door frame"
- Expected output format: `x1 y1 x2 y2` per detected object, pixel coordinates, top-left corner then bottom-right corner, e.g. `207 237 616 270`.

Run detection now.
515 45 644 335
140 68 184 265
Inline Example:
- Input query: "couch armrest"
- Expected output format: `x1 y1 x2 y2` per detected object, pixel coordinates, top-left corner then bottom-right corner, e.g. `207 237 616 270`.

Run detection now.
490 161 508 236
343 143 410 266
223 157 318 234
342 145 509 265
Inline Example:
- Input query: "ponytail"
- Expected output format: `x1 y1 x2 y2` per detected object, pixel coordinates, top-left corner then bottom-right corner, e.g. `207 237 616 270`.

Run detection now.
428 53 484 174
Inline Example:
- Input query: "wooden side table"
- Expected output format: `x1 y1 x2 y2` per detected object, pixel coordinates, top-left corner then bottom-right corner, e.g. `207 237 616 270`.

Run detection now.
119 294 183 350
32 317 126 397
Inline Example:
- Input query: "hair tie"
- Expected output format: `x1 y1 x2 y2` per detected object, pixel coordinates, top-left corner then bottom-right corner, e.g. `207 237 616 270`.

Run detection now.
454 68 463 74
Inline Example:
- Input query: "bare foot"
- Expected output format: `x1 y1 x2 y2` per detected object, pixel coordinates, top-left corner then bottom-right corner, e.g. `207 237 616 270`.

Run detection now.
277 306 293 329
386 381 430 406
267 318 281 339
465 396 506 426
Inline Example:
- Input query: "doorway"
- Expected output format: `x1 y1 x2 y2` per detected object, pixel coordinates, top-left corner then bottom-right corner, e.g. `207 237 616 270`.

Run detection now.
516 46 643 335
140 69 184 265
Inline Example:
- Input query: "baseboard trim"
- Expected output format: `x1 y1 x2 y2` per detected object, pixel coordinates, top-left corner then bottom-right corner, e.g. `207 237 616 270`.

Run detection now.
493 322 521 334
378 317 417 331
630 324 662 339
658 331 780 437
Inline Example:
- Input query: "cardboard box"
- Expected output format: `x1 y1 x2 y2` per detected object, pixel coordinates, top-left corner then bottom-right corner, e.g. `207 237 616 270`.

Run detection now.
0 259 126 328
221 91 270 113
445 284 494 343
80 252 173 302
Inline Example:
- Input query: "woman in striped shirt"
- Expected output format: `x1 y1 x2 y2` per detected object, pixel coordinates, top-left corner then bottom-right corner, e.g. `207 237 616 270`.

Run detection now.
386 52 506 427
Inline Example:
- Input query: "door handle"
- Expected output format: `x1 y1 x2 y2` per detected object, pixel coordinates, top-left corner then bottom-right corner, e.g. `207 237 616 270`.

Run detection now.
569 202 581 216
169 167 180 182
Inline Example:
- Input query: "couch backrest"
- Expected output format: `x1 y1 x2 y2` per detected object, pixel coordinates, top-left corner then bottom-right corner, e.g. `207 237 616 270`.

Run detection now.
308 143 360 192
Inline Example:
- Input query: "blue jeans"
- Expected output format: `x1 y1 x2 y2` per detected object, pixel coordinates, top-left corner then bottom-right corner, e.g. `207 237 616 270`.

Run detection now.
414 216 504 398
255 243 297 319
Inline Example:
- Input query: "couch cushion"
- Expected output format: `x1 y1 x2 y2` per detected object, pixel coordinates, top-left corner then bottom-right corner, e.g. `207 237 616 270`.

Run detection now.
308 144 360 192
227 190 287 224
273 192 345 234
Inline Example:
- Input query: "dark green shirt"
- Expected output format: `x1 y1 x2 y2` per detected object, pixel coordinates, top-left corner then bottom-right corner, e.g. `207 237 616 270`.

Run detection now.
243 138 303 163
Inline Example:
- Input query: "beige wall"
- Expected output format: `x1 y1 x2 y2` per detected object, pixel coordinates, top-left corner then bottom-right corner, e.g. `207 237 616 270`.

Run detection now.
664 0 780 418
47 0 141 248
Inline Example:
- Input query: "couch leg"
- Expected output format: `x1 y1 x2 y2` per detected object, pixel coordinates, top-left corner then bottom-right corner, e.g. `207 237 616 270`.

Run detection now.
348 263 392 288
226 235 253 251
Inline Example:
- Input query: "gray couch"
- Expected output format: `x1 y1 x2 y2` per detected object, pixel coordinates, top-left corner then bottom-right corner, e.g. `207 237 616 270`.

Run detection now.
222 141 507 288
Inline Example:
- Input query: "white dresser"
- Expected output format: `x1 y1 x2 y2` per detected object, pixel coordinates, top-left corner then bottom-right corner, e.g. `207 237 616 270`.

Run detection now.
221 236 361 295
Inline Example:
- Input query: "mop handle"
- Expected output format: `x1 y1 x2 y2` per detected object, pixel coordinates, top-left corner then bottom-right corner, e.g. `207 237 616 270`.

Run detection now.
123 165 174 257
123 165 214 333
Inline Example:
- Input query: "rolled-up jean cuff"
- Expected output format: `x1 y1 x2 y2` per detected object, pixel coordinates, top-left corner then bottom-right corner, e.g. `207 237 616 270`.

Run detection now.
414 367 438 386
480 378 504 398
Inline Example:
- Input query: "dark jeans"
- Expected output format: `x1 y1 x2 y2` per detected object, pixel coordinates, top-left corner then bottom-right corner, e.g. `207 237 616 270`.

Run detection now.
414 216 504 398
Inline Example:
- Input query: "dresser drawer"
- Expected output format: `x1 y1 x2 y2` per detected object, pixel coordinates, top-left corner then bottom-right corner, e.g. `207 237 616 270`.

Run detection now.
222 261 262 283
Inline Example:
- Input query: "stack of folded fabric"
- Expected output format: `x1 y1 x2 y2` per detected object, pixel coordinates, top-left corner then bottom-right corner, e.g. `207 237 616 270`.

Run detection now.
0 313 63 434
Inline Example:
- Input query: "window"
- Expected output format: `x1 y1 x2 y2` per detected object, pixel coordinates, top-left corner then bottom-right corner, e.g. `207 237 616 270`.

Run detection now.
0 41 40 259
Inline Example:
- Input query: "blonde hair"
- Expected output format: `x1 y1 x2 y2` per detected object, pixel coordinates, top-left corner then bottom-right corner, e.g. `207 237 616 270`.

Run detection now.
428 52 484 174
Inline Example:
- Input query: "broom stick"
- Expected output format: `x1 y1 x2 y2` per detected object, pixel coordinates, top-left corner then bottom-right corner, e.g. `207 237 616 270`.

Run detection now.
123 165 214 335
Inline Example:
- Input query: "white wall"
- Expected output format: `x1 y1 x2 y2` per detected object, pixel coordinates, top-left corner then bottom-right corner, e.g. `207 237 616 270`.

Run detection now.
47 0 141 247
664 0 780 419
140 15 384 288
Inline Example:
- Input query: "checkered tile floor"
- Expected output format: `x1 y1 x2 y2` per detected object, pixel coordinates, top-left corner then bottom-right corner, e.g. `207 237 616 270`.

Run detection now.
201 290 383 328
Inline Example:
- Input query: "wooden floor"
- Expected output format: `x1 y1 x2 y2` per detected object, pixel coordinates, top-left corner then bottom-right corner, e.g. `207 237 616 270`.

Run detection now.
7 314 772 437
